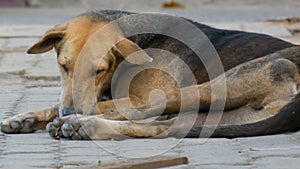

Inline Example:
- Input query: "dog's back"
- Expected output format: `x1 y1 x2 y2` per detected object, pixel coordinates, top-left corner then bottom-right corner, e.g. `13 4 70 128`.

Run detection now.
82 10 295 83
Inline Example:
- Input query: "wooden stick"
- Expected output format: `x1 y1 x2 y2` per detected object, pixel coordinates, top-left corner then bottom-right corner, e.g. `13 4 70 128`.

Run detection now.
98 156 188 169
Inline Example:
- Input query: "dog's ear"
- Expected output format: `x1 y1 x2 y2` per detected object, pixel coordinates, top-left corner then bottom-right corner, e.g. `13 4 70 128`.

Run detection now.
112 38 153 65
27 24 66 54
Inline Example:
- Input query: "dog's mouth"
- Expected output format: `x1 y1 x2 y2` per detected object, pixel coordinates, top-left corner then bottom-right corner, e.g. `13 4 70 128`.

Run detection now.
61 88 112 117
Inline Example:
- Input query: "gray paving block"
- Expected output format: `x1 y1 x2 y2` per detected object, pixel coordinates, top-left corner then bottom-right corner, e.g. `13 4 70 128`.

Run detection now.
207 22 292 37
0 52 36 73
5 38 39 51
0 133 59 168
25 52 60 78
90 138 183 158
0 73 24 85
0 38 7 48
2 152 57 160
0 93 23 102
247 146 300 159
26 86 60 93
254 156 300 169
237 134 296 150
0 26 49 38
0 49 59 78
187 164 252 169
181 139 250 166
15 102 58 113
60 155 115 166
61 147 112 156
3 133 58 145
0 157 57 169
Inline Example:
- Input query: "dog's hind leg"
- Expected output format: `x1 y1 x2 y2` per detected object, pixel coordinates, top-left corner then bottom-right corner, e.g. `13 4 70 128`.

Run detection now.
1 106 59 133
165 50 299 114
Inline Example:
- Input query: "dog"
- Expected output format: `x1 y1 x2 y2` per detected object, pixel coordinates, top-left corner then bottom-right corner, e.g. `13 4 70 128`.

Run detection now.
1 10 300 140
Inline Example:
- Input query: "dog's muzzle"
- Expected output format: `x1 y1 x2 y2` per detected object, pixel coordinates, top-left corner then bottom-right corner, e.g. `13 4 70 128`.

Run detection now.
62 107 83 116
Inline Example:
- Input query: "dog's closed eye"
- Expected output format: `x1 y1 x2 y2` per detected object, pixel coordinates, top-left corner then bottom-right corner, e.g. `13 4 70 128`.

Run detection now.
92 68 106 76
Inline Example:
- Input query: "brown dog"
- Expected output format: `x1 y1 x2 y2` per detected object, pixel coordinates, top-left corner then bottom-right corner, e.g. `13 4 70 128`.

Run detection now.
1 10 300 140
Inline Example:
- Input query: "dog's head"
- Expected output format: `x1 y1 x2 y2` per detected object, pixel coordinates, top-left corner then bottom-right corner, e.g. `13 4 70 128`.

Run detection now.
27 15 152 116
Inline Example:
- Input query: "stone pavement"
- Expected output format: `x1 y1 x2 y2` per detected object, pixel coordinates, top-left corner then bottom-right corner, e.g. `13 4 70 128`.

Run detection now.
0 12 300 169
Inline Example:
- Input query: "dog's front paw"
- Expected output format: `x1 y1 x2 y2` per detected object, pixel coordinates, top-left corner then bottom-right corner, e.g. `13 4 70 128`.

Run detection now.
46 115 88 140
1 113 38 133
49 115 121 140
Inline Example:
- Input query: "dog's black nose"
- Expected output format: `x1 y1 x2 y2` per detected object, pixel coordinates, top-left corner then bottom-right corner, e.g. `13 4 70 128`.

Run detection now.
62 108 82 116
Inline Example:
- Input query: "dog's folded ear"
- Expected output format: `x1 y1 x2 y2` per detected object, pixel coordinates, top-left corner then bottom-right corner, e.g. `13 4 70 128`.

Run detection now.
112 38 153 65
27 24 67 54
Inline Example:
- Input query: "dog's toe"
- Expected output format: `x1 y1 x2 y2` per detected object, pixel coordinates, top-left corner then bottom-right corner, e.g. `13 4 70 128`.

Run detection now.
10 119 21 130
19 118 36 133
61 122 75 137
61 119 86 140
46 122 60 139
46 118 65 139
1 119 15 133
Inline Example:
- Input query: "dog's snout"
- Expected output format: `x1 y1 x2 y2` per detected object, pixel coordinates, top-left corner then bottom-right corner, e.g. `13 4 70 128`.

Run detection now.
62 107 82 116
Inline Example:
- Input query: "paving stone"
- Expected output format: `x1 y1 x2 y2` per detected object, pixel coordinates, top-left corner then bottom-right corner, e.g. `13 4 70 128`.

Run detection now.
0 133 59 169
0 25 49 38
187 164 252 169
237 134 297 149
182 139 250 166
0 92 23 102
253 156 300 169
0 73 24 85
3 133 58 145
0 157 57 169
25 52 60 78
247 146 300 159
60 155 115 166
3 151 58 159
0 38 7 48
107 138 182 158
61 144 112 156
0 52 36 73
207 22 292 37
0 45 59 77
4 38 39 51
